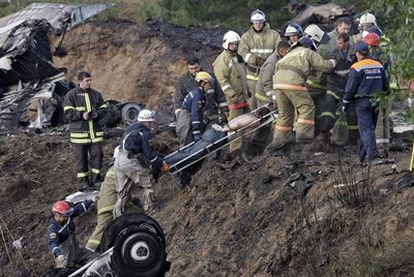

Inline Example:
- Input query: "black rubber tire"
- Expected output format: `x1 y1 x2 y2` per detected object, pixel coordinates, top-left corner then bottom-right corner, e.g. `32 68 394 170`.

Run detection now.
121 103 142 126
100 213 166 253
111 225 168 277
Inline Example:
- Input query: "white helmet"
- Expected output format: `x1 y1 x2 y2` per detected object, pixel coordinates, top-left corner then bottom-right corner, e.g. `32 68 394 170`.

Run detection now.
250 9 266 23
138 109 156 122
222 31 241 50
359 12 377 26
304 24 329 44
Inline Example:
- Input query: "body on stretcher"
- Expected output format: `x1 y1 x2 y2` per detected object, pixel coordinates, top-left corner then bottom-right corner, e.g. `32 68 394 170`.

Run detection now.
164 105 277 174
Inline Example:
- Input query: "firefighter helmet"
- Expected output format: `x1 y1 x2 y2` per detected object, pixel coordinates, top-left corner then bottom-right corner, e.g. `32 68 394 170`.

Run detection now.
284 23 303 37
222 31 241 50
304 24 329 44
359 12 377 26
52 201 73 216
138 109 156 122
195 71 212 83
250 9 266 23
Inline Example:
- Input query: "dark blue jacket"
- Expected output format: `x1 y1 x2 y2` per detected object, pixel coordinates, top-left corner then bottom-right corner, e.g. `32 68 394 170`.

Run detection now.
181 87 206 137
47 200 93 257
344 57 389 102
120 122 163 169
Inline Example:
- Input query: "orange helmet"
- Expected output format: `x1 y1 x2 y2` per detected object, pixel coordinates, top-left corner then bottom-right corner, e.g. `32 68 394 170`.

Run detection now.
364 33 380 47
52 201 73 216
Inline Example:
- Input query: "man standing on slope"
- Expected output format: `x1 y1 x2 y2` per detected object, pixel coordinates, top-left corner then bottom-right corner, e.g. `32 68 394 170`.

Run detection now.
238 9 281 109
64 71 107 191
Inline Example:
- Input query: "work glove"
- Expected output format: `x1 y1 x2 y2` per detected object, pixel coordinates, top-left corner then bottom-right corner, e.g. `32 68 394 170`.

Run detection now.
161 161 170 174
329 59 337 68
55 255 65 268
255 56 266 66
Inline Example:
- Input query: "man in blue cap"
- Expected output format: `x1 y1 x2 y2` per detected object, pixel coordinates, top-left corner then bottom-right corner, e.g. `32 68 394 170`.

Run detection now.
343 41 389 165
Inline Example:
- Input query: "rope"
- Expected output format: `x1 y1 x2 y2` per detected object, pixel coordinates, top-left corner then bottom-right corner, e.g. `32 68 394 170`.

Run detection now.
0 216 31 273
0 221 14 273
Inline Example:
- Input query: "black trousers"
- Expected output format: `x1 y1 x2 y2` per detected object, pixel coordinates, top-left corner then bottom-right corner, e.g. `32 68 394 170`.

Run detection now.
73 143 103 184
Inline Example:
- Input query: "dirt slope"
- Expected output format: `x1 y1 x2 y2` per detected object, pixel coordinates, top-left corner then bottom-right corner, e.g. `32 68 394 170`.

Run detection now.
1 20 414 277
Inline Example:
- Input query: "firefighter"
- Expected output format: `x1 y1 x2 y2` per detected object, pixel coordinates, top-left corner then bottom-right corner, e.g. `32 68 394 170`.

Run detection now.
47 199 95 268
303 24 333 137
238 9 281 109
284 23 303 45
174 57 228 131
249 41 290 154
213 30 250 153
113 109 168 217
319 33 357 145
271 37 336 148
343 42 389 164
85 164 116 252
354 12 378 43
63 71 107 191
176 71 213 147
256 40 290 108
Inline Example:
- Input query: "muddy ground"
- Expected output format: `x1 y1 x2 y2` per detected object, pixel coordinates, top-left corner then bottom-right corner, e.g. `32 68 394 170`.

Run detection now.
1 20 414 276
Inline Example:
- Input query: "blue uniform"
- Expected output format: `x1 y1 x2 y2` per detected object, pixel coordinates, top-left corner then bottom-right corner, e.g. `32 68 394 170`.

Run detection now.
181 88 206 140
47 200 93 257
344 57 389 162
120 122 163 170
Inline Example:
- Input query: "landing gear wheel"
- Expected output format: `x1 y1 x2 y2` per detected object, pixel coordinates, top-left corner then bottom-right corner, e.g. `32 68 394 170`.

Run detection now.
111 226 167 277
121 103 142 126
100 213 165 252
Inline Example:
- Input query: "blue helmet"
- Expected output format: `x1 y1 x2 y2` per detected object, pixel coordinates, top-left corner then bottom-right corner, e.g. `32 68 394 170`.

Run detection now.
367 26 384 37
297 37 316 50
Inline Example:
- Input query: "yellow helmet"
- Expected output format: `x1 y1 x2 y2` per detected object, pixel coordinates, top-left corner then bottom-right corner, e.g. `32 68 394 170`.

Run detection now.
195 71 212 83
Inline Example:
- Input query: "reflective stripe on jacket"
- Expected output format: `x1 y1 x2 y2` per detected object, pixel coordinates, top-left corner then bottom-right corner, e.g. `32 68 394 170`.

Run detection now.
344 57 389 101
273 46 334 87
238 23 281 77
63 86 107 144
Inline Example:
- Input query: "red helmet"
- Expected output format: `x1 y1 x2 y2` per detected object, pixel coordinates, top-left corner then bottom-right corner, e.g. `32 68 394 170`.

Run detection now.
364 33 380 47
52 201 73 216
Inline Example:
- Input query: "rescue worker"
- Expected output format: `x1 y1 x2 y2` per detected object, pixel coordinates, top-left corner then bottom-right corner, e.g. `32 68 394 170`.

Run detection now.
250 40 290 153
238 9 281 109
63 71 107 191
343 42 389 164
270 37 336 148
327 17 353 51
174 57 228 129
85 165 116 252
319 33 357 145
284 23 303 45
256 40 291 108
113 109 168 216
355 12 378 42
303 24 332 137
364 31 394 158
213 30 250 153
47 199 95 268
176 71 213 147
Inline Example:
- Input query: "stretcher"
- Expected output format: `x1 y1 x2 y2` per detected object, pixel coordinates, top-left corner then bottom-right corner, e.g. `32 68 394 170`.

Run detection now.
164 105 277 175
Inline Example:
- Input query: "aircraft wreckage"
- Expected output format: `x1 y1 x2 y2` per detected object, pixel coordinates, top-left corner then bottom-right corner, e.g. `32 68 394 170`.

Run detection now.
0 3 142 129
